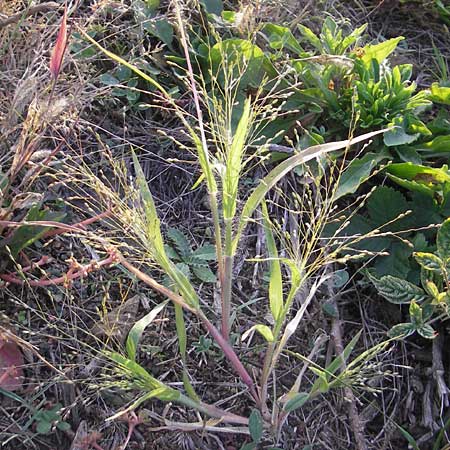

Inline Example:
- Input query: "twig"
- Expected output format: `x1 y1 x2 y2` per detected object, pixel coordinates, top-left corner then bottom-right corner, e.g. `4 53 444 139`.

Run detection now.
0 2 60 29
327 266 368 450
432 332 449 408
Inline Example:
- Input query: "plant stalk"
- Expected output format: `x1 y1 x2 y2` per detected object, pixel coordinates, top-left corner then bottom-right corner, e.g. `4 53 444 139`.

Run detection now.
221 218 234 340
119 255 259 404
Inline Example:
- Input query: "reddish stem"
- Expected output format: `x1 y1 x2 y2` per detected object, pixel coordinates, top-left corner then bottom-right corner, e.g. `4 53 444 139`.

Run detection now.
0 253 116 286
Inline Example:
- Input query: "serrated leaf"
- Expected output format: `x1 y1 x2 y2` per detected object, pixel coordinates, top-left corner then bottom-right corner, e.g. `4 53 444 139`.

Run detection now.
283 392 310 413
191 244 216 261
248 409 263 443
414 252 443 273
192 266 216 283
367 272 428 304
167 228 192 258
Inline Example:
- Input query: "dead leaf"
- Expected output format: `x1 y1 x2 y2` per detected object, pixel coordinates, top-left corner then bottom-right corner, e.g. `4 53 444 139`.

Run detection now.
90 295 140 344
0 336 24 391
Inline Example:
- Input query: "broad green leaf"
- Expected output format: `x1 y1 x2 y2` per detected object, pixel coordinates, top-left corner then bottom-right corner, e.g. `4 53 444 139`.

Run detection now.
361 37 404 66
417 324 436 339
191 244 216 260
210 39 274 90
409 301 423 326
413 252 443 273
167 228 192 258
262 201 283 321
126 301 168 361
387 322 416 338
8 207 65 258
248 409 263 443
200 0 223 15
242 324 274 343
297 24 322 51
415 135 450 157
262 23 305 55
334 150 389 199
367 272 428 304
283 392 310 412
192 266 216 283
437 218 450 260
384 118 420 147
430 82 450 105
385 163 450 198
223 98 252 220
233 129 388 252
99 73 119 86
146 0 160 11
144 19 173 47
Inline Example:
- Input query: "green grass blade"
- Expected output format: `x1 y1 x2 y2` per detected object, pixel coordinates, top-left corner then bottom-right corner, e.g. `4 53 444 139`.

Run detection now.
232 128 388 253
175 302 199 401
126 301 169 361
132 150 199 309
261 201 283 322
223 98 252 220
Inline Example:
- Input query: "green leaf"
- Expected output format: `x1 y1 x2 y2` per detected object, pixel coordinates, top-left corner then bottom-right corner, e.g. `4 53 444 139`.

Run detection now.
384 118 420 147
262 201 283 321
191 244 216 260
248 409 263 443
126 301 168 361
385 163 450 198
167 228 192 258
56 421 71 431
387 322 416 338
144 19 173 47
322 302 339 318
283 392 310 413
397 424 420 450
417 324 437 339
99 73 119 86
210 39 274 90
413 252 443 273
409 301 423 326
430 82 450 105
192 265 216 283
234 129 388 252
242 324 274 343
367 272 428 304
437 218 450 260
36 420 52 434
334 150 389 199
8 206 65 258
200 0 223 15
223 98 252 220
361 37 404 66
262 23 305 55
